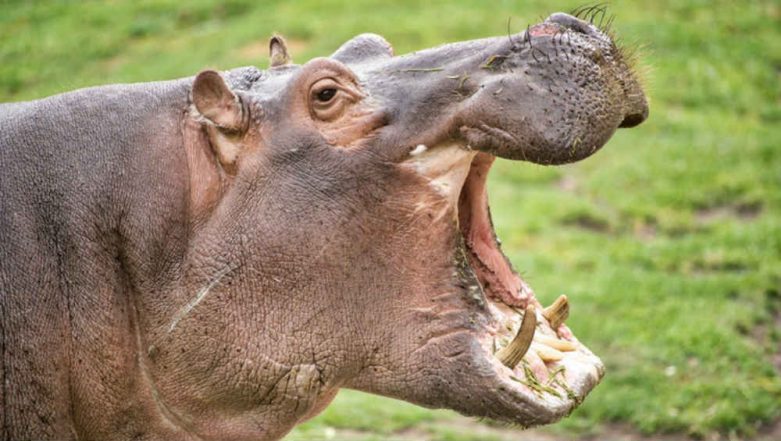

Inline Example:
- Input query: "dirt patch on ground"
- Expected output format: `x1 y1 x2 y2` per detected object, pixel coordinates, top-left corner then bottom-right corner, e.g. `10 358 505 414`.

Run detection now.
749 288 781 375
768 288 781 374
556 175 578 193
759 420 781 441
695 202 762 224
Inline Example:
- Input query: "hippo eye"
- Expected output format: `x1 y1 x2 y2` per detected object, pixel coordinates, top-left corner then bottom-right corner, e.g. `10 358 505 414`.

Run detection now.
316 88 337 102
310 77 357 121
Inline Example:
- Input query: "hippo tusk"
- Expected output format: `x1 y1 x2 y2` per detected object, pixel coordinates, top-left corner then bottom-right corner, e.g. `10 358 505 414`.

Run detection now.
269 34 292 67
543 295 569 329
535 334 576 352
496 305 536 369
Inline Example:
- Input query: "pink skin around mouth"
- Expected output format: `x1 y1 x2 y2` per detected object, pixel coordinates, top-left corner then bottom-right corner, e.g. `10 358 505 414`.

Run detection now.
458 153 531 308
458 153 577 343
529 23 563 37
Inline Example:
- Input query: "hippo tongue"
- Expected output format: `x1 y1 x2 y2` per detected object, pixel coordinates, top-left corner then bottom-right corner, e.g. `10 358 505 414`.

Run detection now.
458 153 532 307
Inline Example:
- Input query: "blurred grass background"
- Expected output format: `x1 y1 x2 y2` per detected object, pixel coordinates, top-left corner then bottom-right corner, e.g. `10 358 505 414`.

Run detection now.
2 1 780 440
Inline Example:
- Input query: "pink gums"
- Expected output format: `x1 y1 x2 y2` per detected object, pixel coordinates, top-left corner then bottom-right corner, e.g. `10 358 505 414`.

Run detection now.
529 23 562 37
458 153 532 307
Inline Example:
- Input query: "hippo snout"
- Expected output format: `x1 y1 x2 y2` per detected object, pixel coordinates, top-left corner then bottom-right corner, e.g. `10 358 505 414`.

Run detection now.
545 12 649 129
445 11 650 164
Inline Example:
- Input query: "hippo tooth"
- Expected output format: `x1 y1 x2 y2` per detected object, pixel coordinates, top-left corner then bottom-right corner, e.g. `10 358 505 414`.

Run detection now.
532 343 565 362
496 305 536 369
543 294 569 329
535 334 576 352
409 144 428 156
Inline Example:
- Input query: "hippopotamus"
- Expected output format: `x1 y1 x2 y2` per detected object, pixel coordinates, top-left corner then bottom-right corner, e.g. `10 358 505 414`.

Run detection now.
0 10 647 441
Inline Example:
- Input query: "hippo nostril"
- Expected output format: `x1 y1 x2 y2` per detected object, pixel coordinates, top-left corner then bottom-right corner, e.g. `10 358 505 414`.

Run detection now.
547 13 598 37
619 114 645 128
619 108 649 128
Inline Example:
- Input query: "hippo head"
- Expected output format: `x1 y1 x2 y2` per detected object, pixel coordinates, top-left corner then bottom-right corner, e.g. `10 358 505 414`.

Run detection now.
169 11 647 439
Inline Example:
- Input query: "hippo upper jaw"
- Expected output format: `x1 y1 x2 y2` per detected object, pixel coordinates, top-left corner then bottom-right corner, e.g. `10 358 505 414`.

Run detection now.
352 12 647 167
453 13 647 165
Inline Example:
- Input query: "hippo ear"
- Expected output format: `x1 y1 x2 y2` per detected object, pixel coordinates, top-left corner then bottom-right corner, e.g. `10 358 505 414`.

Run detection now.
331 33 394 63
192 70 248 168
192 70 245 131
269 35 292 67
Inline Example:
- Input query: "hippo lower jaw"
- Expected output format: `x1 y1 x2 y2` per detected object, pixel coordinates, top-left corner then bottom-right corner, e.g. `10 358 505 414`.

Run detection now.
406 143 604 425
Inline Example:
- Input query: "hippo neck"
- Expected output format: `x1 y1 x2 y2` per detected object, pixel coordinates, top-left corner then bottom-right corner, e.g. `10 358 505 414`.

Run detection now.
81 77 322 439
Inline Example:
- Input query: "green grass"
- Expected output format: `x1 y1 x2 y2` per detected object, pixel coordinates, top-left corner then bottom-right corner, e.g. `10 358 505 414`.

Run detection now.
3 0 780 439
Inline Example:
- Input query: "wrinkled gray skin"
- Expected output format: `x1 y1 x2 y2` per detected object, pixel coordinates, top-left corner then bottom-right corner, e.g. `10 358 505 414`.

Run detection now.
0 13 647 441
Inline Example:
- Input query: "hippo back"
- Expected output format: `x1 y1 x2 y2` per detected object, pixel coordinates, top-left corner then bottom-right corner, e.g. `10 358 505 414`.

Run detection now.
0 80 192 439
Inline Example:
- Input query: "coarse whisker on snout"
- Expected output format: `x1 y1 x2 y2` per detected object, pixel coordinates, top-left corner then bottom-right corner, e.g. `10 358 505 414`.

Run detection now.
570 3 591 18
571 3 607 22
531 47 542 64
593 4 609 26
506 17 520 51
596 7 608 28
603 14 617 36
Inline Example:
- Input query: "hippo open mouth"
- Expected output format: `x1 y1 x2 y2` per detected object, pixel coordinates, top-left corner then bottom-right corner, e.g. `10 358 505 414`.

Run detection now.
405 142 605 425
460 150 604 421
